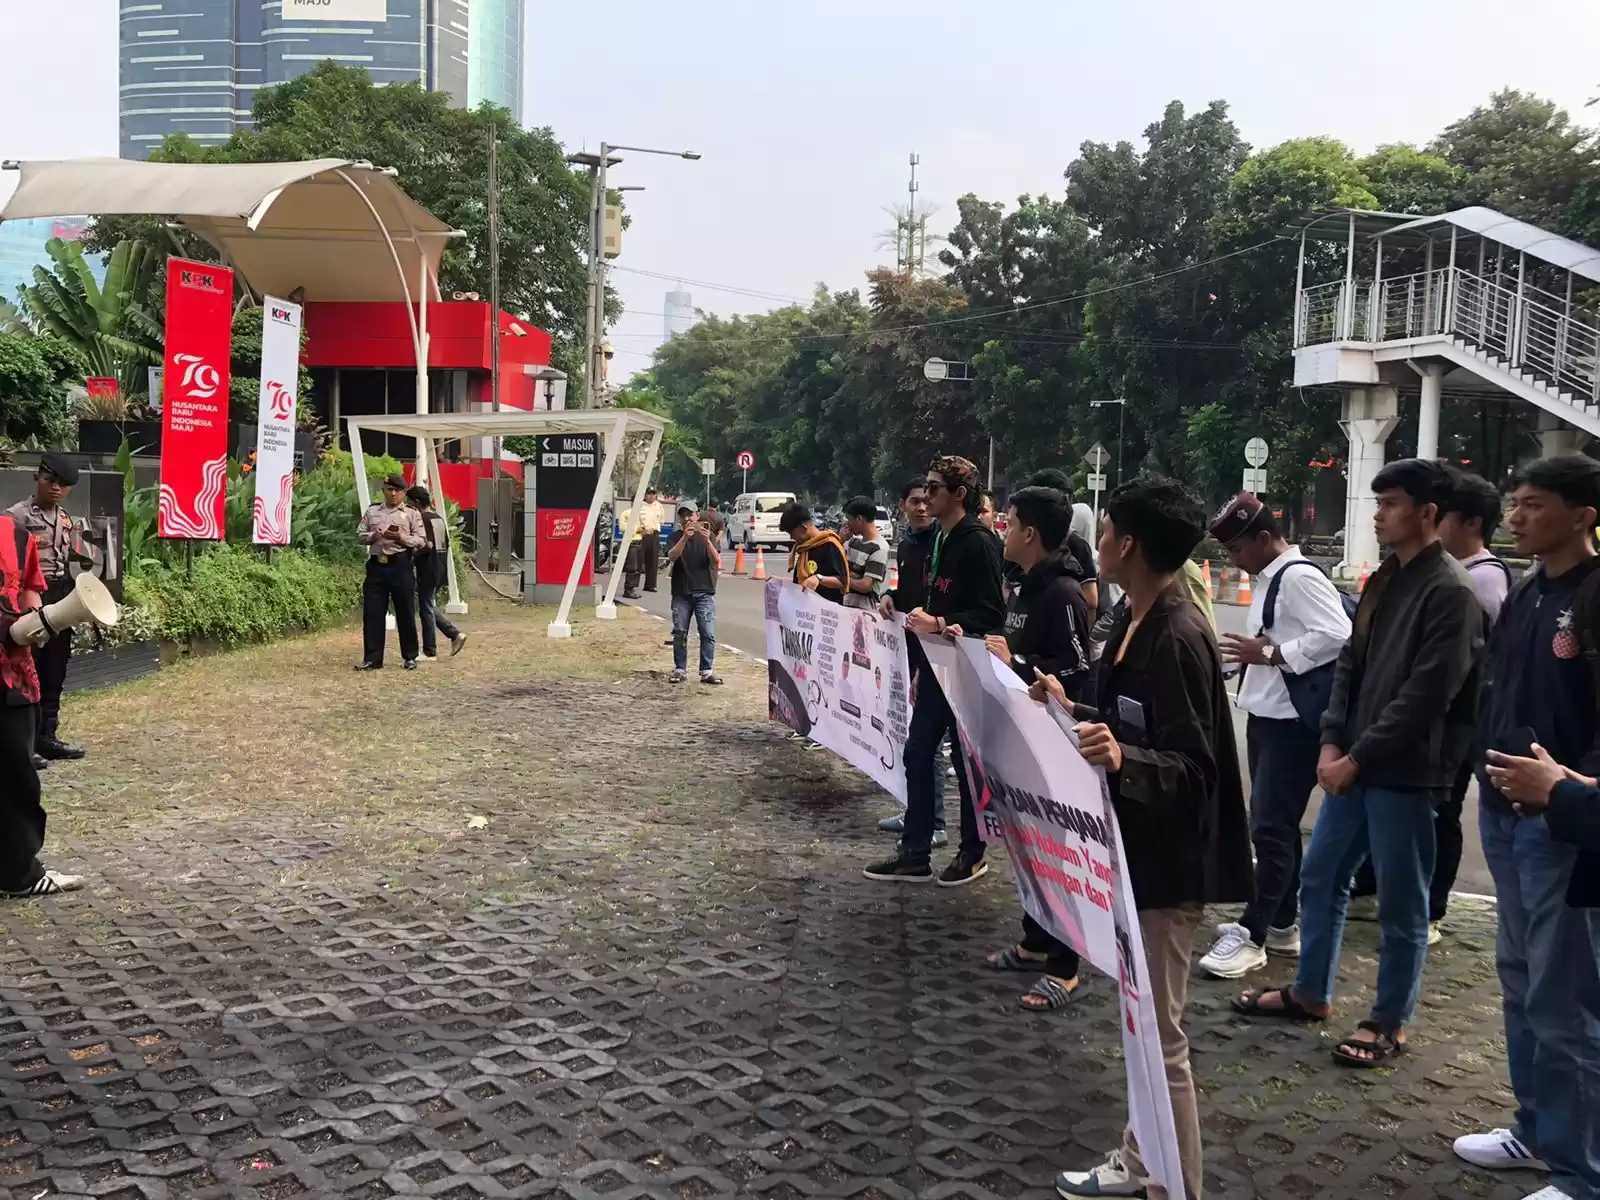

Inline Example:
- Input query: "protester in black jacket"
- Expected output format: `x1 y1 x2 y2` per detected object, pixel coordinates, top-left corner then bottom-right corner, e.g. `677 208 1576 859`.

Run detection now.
869 454 1003 886
1042 477 1251 1200
1238 458 1483 1071
1015 467 1099 613
980 486 1095 1013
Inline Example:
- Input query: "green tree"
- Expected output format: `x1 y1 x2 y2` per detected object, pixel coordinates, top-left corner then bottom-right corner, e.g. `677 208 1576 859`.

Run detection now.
88 64 597 382
16 238 163 399
0 333 88 445
1358 144 1464 214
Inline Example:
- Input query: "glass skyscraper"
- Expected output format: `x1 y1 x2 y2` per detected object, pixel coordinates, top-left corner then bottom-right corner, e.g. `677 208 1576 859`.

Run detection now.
120 0 525 160
0 218 104 311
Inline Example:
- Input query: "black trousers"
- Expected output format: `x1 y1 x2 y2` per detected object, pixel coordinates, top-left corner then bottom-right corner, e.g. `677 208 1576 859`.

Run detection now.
623 540 644 594
1020 912 1081 979
416 579 460 657
1351 757 1468 921
362 556 419 666
33 626 72 742
0 702 46 893
1240 715 1322 943
641 532 661 591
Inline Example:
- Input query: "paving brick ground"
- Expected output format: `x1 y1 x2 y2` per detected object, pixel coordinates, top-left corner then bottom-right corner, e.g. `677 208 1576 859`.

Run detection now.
1 604 1531 1199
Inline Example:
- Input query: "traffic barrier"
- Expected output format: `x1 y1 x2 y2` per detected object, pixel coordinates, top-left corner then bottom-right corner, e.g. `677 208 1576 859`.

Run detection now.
1237 569 1253 605
733 545 747 575
753 547 768 581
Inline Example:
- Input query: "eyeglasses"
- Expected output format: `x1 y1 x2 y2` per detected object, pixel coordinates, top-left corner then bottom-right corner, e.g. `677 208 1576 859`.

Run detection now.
924 480 947 493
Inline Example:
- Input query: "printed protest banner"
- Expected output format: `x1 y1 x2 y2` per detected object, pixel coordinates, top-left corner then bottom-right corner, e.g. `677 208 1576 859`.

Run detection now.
918 634 1187 1200
158 258 234 540
252 297 302 545
764 578 911 801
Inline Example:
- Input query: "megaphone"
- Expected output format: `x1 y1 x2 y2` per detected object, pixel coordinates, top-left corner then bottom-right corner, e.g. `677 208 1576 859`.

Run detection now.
8 573 119 647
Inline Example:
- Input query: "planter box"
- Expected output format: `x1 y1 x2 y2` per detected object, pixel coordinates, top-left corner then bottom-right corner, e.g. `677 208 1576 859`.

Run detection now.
63 640 161 693
78 420 162 456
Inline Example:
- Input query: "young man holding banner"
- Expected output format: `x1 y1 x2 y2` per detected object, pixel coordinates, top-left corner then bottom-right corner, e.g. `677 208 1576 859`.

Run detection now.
867 454 1004 886
1041 477 1253 1200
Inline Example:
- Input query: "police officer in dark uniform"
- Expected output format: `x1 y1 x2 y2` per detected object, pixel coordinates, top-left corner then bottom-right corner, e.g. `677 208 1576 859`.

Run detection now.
355 474 427 671
5 453 88 763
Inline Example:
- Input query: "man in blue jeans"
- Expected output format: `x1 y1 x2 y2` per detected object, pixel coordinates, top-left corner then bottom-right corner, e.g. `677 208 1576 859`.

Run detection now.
1236 458 1482 1067
665 507 722 686
1454 454 1600 1200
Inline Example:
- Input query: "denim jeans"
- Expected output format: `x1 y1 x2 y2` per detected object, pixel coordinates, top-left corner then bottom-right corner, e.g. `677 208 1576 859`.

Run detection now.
1481 803 1600 1199
1294 783 1436 1028
416 579 460 658
1240 715 1321 944
1351 757 1470 921
671 592 716 674
901 669 981 868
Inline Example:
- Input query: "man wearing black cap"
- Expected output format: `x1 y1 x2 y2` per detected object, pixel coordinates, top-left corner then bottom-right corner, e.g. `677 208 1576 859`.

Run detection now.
405 485 467 661
1199 492 1351 981
355 474 427 671
6 453 90 763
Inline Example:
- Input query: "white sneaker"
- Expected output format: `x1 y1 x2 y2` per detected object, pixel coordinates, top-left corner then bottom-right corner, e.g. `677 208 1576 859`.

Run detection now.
1056 1149 1146 1198
1452 1129 1548 1172
1520 1188 1571 1200
1428 922 1443 946
1265 923 1301 956
1198 922 1267 979
420 653 438 663
5 870 85 899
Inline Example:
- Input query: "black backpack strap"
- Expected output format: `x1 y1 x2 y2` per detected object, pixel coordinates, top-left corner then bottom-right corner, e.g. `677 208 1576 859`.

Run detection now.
1572 568 1600 767
1260 558 1322 633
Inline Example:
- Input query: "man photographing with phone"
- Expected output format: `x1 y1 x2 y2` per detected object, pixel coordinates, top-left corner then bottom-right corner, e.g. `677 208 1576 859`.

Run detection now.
666 506 722 686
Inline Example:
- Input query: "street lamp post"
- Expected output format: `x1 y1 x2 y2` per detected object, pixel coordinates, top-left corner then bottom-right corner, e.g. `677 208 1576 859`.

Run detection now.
1089 397 1128 485
567 143 700 408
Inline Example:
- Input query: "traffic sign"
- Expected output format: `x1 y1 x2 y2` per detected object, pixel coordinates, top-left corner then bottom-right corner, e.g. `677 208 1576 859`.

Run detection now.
1242 467 1268 494
1244 437 1269 467
922 357 949 382
736 450 755 471
700 458 716 476
1086 472 1107 490
1085 442 1110 470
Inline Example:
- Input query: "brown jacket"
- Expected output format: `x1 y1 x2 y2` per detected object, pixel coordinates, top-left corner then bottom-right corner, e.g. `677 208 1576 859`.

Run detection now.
1094 581 1254 910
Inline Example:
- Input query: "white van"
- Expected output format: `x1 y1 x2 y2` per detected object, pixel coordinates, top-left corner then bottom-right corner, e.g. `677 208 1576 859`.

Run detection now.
728 492 797 550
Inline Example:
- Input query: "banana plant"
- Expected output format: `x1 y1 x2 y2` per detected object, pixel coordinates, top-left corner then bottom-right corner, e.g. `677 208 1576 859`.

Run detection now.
17 238 164 398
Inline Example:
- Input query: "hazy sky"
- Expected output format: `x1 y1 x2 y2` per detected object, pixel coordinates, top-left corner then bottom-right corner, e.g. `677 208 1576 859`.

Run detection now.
5 0 1600 375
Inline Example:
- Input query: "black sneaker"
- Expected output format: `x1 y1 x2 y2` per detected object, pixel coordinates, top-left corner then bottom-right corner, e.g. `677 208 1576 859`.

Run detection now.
403 659 419 671
863 856 933 882
938 854 989 888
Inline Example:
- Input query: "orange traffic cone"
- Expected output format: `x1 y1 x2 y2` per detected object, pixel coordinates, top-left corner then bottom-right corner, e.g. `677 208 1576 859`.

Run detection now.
1237 569 1253 605
1358 561 1372 592
888 559 900 591
733 544 747 576
753 547 767 581
1202 559 1214 598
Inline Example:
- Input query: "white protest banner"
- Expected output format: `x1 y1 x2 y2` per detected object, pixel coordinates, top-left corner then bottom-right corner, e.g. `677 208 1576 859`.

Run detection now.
918 634 1187 1200
252 297 302 546
764 579 911 801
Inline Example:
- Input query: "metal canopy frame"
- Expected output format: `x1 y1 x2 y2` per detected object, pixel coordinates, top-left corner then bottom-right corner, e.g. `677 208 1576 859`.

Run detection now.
343 410 668 637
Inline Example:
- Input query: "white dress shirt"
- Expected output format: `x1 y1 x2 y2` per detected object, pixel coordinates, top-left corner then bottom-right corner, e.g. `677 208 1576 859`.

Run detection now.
1236 547 1353 721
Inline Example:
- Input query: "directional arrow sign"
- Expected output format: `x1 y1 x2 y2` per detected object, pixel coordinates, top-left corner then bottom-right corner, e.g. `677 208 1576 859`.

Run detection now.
1085 442 1110 470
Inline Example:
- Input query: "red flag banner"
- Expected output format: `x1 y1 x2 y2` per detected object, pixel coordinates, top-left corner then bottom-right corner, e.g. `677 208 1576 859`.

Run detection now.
158 258 234 539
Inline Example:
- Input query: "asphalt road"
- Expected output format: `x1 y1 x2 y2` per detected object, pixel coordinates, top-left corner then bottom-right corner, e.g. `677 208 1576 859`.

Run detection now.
614 564 1495 899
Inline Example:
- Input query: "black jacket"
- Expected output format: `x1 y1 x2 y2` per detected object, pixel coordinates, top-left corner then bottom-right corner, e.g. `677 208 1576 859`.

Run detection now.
925 515 1005 637
1004 554 1093 702
893 525 936 614
1321 541 1485 789
1546 780 1600 907
1094 583 1254 910
414 507 450 590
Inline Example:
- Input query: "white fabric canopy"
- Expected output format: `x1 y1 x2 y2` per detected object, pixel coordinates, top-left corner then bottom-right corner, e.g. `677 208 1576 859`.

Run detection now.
0 157 457 303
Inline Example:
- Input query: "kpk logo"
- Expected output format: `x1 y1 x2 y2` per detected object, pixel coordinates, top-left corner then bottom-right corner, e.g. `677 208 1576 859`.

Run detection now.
178 268 224 293
265 380 294 420
269 305 294 324
174 353 221 399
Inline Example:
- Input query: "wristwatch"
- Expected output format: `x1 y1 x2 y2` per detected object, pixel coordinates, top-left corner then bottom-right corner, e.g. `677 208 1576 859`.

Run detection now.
1266 643 1284 667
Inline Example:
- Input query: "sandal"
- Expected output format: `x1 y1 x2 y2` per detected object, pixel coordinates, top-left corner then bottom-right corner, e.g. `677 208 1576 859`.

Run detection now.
1332 1020 1407 1068
1231 985 1326 1022
987 946 1051 972
1019 976 1080 1011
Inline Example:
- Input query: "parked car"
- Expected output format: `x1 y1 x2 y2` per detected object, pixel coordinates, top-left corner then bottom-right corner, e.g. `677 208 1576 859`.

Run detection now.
727 491 797 550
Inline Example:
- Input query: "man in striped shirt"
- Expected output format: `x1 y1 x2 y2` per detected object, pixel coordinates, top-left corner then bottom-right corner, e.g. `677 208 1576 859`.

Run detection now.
841 496 890 611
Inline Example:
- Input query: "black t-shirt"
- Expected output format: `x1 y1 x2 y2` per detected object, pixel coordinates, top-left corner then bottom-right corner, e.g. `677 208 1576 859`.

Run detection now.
796 540 848 605
668 530 718 596
1065 532 1097 583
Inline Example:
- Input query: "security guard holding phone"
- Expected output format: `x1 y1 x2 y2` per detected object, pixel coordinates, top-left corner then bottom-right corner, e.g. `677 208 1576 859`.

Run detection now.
355 474 426 671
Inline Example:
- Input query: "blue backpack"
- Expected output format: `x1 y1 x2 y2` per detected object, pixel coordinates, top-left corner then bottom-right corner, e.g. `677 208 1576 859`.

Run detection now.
1259 559 1358 731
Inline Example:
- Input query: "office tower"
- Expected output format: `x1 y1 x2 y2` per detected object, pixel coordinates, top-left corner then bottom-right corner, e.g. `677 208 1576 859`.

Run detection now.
0 218 104 310
664 288 695 341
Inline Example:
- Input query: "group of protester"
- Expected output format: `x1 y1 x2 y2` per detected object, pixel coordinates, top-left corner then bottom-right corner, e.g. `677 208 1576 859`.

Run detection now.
778 450 1600 1200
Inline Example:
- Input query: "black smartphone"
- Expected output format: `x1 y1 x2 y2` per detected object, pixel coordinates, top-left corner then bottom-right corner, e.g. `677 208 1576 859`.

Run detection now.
1491 726 1539 760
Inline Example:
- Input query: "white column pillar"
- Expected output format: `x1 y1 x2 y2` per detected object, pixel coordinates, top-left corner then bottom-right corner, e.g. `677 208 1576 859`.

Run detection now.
1417 364 1444 460
1538 409 1591 457
1340 387 1400 576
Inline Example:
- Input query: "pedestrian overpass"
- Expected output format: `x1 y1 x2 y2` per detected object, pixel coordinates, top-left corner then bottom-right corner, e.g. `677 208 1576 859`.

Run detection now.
1291 205 1600 572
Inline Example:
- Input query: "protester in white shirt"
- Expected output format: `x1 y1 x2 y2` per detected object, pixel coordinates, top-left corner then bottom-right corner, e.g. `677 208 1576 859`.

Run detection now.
1199 492 1353 978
